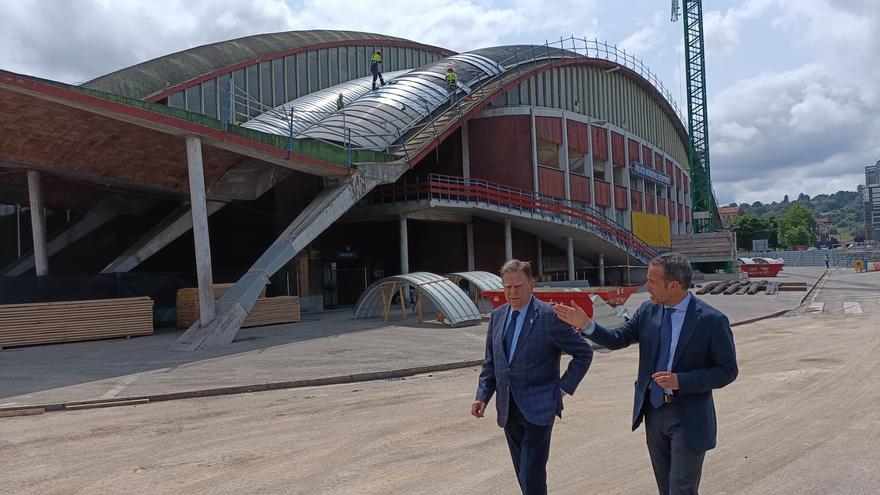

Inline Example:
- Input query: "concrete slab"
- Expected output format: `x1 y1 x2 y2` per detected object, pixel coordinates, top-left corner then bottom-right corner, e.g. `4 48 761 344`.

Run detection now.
0 267 826 409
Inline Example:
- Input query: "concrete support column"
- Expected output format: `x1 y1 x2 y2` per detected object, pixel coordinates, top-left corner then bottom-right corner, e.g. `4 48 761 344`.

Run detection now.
561 112 571 201
461 120 470 179
185 136 215 326
530 108 539 193
466 223 475 271
536 238 544 277
566 237 575 281
26 171 49 276
399 214 409 274
504 218 513 260
598 253 605 287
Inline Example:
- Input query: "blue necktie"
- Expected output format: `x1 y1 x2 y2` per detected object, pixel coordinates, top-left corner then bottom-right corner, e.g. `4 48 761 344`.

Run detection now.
503 310 520 359
650 307 673 408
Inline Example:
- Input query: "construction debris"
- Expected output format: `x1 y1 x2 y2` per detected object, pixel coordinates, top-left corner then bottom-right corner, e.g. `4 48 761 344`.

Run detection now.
693 279 784 296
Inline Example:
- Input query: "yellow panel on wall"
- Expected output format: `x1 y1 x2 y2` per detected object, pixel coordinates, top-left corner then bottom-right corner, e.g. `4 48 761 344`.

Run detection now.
632 211 671 248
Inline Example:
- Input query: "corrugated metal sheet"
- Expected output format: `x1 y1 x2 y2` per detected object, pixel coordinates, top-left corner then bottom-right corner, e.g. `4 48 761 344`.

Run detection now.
353 272 481 327
447 271 503 293
244 45 573 151
241 70 411 137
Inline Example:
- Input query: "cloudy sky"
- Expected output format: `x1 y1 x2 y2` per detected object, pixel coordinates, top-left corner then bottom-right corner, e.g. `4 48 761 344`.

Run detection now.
2 0 878 205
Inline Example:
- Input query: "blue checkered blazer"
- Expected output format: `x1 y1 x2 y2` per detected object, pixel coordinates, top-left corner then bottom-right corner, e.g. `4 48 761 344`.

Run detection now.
476 297 593 427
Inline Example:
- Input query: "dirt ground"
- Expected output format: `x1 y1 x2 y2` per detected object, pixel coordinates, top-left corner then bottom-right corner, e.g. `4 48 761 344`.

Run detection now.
2 276 879 494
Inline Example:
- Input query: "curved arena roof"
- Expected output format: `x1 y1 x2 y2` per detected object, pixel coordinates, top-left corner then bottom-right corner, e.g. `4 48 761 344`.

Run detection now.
82 30 453 100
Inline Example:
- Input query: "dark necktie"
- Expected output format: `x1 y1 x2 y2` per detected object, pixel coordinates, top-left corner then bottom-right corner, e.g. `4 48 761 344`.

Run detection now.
503 310 521 358
650 307 673 408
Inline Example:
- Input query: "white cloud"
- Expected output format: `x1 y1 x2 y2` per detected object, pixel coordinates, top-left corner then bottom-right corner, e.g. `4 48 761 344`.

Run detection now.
702 0 773 55
708 0 880 204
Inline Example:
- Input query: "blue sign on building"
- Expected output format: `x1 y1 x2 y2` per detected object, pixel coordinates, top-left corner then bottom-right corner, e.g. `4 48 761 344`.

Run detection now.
630 162 672 187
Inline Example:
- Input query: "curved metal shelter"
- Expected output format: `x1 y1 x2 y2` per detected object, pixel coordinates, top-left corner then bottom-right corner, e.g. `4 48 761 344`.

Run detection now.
447 271 503 314
353 272 481 327
241 45 576 151
241 70 411 136
447 271 503 293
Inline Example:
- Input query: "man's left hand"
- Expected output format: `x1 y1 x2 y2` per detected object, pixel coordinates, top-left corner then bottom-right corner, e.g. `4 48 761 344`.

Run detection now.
651 371 679 390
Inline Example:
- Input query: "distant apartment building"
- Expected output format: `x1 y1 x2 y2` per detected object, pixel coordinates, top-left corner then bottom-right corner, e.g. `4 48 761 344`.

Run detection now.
718 205 743 227
866 162 880 242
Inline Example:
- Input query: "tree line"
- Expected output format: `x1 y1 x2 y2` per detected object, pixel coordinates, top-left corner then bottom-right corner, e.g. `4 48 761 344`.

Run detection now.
725 190 865 250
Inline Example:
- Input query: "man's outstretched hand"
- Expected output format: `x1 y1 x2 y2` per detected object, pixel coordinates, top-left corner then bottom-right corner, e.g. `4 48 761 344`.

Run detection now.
552 300 592 331
471 401 487 418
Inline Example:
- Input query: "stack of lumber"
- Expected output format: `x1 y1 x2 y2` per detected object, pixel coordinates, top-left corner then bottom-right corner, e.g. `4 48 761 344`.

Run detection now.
671 232 736 263
0 297 154 348
176 283 300 328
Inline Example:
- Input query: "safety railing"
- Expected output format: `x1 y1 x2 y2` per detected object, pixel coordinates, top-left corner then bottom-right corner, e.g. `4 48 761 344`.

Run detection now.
364 174 658 263
218 35 683 163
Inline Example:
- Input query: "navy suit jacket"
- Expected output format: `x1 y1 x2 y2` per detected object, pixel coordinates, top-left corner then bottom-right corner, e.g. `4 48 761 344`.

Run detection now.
588 295 738 452
476 297 593 427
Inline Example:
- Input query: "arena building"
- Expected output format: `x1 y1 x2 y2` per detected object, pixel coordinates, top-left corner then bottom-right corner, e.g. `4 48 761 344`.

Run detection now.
0 30 692 345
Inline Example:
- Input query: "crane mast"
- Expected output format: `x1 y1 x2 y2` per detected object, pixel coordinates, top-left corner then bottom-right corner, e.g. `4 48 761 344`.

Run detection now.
673 0 716 232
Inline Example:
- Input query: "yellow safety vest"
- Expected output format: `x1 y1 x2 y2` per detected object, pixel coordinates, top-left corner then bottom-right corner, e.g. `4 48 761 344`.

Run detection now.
371 53 382 64
446 72 458 85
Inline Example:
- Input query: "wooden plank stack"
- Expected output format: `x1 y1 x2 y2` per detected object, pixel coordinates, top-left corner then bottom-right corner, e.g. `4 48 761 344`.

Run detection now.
0 297 154 349
671 232 736 263
176 284 300 328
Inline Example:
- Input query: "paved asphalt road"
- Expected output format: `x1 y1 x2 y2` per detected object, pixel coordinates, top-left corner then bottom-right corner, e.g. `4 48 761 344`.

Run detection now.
1 269 877 494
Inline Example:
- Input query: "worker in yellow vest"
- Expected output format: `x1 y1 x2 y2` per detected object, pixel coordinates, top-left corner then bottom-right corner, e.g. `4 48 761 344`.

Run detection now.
370 50 385 90
446 67 459 104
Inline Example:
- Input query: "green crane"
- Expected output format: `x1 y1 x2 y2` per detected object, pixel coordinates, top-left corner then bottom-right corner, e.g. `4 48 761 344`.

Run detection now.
672 0 717 232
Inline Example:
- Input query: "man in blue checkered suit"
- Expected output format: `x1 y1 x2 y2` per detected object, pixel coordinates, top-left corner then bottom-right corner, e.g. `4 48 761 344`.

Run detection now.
472 259 593 495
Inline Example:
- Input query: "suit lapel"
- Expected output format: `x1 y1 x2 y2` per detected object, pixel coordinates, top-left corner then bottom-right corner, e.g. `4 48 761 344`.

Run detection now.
650 304 664 365
496 304 511 363
509 298 539 363
671 296 701 369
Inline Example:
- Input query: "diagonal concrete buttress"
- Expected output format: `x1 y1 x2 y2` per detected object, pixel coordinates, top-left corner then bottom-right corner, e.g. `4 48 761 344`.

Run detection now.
101 201 225 273
1 194 148 276
170 161 409 351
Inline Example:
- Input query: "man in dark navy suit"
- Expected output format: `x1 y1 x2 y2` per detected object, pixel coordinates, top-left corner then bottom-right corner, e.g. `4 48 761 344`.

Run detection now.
555 252 738 495
472 259 593 495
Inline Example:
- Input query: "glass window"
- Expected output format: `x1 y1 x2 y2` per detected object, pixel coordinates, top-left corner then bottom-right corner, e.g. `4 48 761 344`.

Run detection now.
348 46 358 79
218 73 231 122
406 47 414 67
246 65 260 116
273 58 285 105
168 91 184 109
296 52 308 97
232 69 246 122
185 85 201 113
338 46 349 82
308 50 318 93
508 85 520 105
285 56 295 101
356 46 366 77
388 46 398 71
328 47 339 86
569 149 586 174
594 163 606 181
260 62 272 106
317 48 328 89
203 79 217 118
537 140 560 168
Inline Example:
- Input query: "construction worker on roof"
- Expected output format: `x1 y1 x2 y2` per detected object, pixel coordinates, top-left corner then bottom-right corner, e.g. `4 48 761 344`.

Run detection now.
446 67 459 103
370 50 385 90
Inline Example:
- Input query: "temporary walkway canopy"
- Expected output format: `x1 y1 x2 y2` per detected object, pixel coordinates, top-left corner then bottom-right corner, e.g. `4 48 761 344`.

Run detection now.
353 272 481 327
